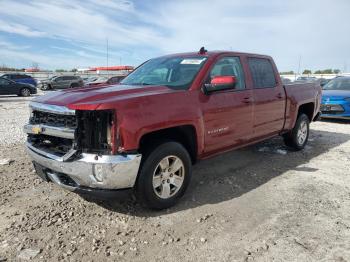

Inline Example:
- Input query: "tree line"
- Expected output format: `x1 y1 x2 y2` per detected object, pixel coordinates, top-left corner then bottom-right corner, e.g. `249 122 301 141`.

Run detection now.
280 69 341 75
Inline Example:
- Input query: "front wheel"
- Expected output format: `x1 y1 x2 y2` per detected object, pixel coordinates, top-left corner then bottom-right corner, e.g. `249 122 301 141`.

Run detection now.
135 141 192 210
20 88 31 97
283 113 310 150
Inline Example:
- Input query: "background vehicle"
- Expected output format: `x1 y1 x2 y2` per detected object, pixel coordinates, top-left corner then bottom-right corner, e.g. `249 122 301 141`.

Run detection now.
0 76 37 96
296 76 317 82
39 75 83 90
281 77 291 84
321 76 350 119
319 78 332 87
82 76 98 83
1 73 37 87
24 49 321 209
86 75 125 87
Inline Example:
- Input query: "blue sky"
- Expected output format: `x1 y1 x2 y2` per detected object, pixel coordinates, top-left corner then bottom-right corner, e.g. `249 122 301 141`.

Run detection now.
0 0 349 72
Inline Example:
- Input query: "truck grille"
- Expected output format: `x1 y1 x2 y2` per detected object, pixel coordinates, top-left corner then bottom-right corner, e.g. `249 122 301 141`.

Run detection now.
30 111 77 129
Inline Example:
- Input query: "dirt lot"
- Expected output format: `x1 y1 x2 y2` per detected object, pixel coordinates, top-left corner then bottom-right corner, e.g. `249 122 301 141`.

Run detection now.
0 95 350 261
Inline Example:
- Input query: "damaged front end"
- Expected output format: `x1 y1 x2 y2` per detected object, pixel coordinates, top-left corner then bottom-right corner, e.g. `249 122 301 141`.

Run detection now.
24 102 141 193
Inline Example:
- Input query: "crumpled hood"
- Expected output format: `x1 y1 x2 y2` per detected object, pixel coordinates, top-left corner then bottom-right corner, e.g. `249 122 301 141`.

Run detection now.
33 84 178 110
322 90 350 101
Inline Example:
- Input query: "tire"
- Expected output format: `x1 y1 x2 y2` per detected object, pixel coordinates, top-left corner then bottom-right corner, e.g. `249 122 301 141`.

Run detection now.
70 83 78 88
20 88 31 97
41 85 49 91
135 141 192 210
283 113 310 150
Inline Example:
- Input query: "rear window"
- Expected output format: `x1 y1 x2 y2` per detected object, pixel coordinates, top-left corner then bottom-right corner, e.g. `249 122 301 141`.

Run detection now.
248 58 276 88
20 74 31 79
11 74 30 79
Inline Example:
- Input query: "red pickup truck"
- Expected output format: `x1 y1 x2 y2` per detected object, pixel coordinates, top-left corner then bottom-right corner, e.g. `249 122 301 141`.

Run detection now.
24 49 321 209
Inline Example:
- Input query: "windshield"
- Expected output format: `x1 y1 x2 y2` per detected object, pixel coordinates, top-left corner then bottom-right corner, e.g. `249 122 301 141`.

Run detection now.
121 56 207 90
323 78 350 90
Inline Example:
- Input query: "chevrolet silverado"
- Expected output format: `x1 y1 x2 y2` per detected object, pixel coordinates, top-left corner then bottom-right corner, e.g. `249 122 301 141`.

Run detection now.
24 48 322 209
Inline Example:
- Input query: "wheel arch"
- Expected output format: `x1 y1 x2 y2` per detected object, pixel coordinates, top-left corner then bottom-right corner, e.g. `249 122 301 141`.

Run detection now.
297 102 315 121
138 125 198 164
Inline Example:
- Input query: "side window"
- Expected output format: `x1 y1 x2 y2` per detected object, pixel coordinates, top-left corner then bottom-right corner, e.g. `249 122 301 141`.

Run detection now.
0 78 10 85
108 76 122 84
209 57 245 90
55 77 63 81
248 58 276 88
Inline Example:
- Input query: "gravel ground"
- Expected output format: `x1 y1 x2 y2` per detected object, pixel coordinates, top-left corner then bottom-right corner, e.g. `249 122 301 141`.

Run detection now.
1 96 350 261
0 92 43 148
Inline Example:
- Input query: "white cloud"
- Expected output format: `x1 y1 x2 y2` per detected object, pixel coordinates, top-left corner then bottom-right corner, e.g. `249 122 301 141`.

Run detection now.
0 0 349 71
0 39 30 50
88 0 135 12
0 20 47 37
0 48 108 69
0 0 162 47
142 0 350 71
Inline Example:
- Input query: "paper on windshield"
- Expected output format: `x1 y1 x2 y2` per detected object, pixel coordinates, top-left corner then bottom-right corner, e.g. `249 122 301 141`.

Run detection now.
180 58 207 65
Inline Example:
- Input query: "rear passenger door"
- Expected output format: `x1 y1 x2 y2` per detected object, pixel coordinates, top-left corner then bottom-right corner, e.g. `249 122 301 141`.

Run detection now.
248 57 286 139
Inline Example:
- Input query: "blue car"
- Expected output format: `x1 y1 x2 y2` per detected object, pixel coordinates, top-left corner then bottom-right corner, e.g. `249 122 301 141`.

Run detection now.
1 73 37 87
321 77 350 119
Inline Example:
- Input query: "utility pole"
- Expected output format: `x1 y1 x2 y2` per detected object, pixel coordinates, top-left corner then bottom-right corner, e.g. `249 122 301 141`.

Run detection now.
106 38 109 77
297 55 301 77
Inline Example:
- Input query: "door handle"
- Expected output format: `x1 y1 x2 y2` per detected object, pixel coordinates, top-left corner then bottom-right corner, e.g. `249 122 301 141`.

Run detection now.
242 97 253 104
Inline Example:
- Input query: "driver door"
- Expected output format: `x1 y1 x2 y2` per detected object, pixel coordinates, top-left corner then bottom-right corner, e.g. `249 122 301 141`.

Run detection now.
0 78 14 95
200 56 253 153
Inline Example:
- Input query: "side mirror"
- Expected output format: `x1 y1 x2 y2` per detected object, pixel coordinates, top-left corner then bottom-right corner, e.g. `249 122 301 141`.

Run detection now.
202 76 237 95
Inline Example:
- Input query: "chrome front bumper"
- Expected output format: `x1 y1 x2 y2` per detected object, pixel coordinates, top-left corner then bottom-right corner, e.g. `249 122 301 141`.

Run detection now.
26 142 142 191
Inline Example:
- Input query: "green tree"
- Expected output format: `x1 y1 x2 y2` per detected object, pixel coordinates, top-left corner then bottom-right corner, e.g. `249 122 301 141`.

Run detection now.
333 69 341 74
314 69 334 74
280 71 294 75
302 69 312 74
55 69 67 72
323 69 333 74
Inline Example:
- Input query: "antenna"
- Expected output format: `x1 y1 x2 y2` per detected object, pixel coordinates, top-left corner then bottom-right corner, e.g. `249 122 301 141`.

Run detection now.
199 47 207 55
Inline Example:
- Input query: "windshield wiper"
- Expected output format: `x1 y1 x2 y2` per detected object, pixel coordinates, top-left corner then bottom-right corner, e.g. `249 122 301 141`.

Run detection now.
126 82 153 86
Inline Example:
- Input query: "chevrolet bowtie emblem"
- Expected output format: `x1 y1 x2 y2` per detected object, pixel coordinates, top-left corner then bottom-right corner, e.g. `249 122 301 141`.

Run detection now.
32 126 42 134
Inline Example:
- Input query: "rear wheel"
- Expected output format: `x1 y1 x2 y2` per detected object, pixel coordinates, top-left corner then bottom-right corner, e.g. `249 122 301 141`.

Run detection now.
283 113 310 150
135 141 192 210
70 83 78 88
20 88 31 97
